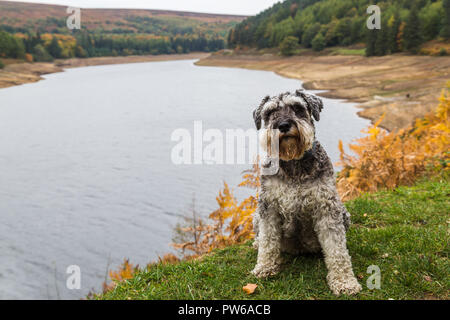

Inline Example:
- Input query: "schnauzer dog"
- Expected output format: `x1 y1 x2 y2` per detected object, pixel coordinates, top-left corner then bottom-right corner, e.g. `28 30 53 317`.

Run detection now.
251 89 362 296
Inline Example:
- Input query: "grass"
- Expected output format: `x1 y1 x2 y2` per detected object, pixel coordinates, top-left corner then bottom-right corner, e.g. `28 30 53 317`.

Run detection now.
97 175 449 300
0 58 24 67
330 48 366 56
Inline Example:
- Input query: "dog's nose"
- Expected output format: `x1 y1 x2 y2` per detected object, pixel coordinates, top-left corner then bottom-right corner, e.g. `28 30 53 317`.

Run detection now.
278 121 291 133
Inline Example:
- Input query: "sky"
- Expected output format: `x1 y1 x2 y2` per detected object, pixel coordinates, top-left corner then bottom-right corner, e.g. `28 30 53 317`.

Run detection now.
5 0 282 15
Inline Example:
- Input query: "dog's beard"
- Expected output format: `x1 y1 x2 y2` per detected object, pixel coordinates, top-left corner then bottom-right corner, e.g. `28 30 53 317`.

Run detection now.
279 135 302 161
261 120 314 161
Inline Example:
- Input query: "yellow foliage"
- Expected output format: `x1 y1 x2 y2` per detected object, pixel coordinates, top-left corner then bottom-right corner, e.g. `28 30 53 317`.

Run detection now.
109 259 137 282
24 53 33 63
103 259 139 292
172 162 260 256
40 33 77 57
337 86 450 200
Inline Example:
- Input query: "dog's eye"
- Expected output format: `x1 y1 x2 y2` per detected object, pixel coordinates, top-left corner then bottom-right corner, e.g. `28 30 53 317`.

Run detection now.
295 107 307 116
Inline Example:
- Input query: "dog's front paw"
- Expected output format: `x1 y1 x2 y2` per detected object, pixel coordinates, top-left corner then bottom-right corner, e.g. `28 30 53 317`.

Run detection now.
328 274 362 296
251 264 280 278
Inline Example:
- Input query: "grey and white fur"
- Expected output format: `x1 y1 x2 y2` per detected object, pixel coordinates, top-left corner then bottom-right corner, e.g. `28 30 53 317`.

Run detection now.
251 89 362 296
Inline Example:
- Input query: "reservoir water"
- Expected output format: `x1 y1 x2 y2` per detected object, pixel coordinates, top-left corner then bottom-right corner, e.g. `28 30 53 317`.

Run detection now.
0 59 370 299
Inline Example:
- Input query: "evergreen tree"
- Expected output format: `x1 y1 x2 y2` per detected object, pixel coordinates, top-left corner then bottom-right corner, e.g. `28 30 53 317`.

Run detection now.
74 45 87 58
387 14 401 53
228 0 444 52
365 29 378 57
404 5 422 53
280 36 298 56
47 37 63 59
301 23 320 48
442 0 450 38
375 19 389 56
311 33 325 51
33 44 53 62
0 31 25 58
31 32 42 48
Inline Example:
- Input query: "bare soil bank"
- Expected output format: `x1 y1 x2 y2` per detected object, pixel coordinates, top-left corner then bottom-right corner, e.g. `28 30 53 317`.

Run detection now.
0 52 208 90
196 52 450 131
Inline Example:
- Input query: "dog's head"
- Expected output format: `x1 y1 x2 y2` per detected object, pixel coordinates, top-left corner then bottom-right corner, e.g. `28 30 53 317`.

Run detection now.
253 90 323 161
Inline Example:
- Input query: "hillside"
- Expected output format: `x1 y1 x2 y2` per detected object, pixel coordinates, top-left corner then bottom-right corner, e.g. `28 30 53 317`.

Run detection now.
228 0 449 56
96 175 449 300
0 1 246 62
0 1 246 37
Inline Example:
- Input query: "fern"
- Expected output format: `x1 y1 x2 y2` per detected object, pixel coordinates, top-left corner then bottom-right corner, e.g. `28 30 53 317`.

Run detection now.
337 84 450 200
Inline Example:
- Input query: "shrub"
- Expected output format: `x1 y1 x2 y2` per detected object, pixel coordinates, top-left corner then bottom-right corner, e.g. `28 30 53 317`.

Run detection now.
0 59 4 69
279 36 299 56
24 53 33 63
312 33 326 52
440 48 448 56
32 44 54 62
337 85 450 200
172 163 259 257
74 45 88 58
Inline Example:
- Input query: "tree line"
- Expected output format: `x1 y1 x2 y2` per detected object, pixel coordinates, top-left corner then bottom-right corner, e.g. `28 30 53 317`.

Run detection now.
228 0 450 56
0 30 224 66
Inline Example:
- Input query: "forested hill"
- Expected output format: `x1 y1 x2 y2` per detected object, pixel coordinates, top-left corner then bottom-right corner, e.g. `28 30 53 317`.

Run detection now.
0 1 245 62
228 0 450 56
0 1 245 37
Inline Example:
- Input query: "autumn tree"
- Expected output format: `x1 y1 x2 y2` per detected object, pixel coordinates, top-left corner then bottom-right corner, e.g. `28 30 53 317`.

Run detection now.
396 21 406 52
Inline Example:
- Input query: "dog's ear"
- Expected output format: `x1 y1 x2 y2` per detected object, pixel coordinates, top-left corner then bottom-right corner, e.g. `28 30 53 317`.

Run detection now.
253 95 270 130
295 89 323 121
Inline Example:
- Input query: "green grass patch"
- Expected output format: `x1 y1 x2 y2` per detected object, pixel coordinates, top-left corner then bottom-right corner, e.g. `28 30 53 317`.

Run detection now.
96 175 449 300
330 48 366 56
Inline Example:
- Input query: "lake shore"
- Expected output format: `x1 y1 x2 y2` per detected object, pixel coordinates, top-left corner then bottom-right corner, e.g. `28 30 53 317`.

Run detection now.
2 50 449 131
0 52 209 91
196 51 450 131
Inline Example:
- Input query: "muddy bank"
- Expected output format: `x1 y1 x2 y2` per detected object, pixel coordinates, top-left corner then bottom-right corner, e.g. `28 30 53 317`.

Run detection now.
0 53 208 90
196 52 450 131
